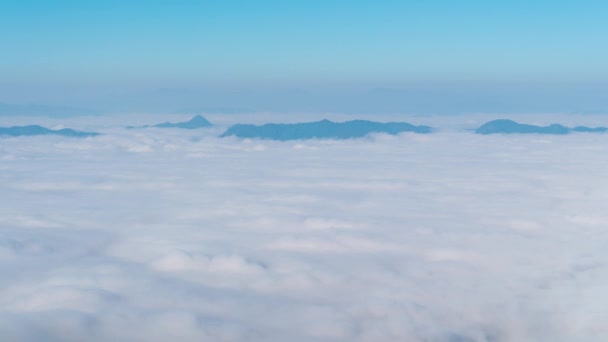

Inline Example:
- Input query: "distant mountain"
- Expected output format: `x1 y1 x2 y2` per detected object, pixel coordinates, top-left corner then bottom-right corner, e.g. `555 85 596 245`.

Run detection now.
128 115 213 129
0 102 98 117
571 126 608 133
475 119 607 135
0 125 99 137
220 119 432 141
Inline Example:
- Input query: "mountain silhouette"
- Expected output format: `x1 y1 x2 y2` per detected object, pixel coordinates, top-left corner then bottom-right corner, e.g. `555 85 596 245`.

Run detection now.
475 119 607 135
128 115 213 129
0 125 99 137
220 119 432 140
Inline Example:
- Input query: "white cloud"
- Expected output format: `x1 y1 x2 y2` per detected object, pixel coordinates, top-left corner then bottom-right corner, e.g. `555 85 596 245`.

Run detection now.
1 115 608 341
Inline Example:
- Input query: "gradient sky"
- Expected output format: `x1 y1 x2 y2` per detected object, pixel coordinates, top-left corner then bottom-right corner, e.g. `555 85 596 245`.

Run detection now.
1 0 607 114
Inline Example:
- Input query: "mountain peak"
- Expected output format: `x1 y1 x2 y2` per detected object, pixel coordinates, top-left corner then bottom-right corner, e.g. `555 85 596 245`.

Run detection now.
129 115 213 129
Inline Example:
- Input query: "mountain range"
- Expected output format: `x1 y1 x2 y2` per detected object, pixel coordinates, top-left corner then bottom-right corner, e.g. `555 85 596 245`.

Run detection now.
0 125 99 137
475 119 607 135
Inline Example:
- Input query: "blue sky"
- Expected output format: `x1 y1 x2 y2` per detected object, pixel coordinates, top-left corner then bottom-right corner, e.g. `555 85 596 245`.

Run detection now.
1 0 607 114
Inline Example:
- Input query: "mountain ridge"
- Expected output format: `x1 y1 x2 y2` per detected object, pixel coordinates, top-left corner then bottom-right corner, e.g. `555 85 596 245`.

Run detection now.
128 115 213 129
475 119 607 135
0 125 99 137
221 119 432 140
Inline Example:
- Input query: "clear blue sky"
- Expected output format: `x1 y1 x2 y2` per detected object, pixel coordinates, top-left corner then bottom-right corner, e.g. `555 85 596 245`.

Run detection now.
1 0 607 114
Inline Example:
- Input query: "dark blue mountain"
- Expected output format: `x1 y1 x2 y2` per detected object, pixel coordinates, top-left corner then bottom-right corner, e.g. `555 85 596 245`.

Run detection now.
220 119 432 140
0 125 99 137
475 119 607 135
571 126 608 133
129 115 213 129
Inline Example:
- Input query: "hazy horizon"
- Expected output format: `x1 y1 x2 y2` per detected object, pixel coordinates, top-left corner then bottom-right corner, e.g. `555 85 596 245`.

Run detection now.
2 1 607 116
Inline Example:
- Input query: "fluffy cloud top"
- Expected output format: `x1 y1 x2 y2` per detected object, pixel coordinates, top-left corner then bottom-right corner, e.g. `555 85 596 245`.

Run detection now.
1 115 607 341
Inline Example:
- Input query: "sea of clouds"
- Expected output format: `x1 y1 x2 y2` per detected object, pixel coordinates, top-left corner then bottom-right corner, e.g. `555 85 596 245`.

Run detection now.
1 114 608 341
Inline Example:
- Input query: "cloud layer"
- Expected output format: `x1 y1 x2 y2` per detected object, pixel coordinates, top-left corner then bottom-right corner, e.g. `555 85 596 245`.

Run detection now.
1 117 608 341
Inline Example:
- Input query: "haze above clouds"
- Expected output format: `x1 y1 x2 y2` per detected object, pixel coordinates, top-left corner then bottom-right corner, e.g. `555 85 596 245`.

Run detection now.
2 115 608 341
2 1 607 115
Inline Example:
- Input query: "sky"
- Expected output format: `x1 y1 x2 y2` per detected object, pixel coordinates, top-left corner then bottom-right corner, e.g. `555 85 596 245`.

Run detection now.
1 1 607 114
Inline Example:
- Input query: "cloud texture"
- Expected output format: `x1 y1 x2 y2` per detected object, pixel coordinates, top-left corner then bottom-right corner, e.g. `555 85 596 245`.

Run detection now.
1 116 608 341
